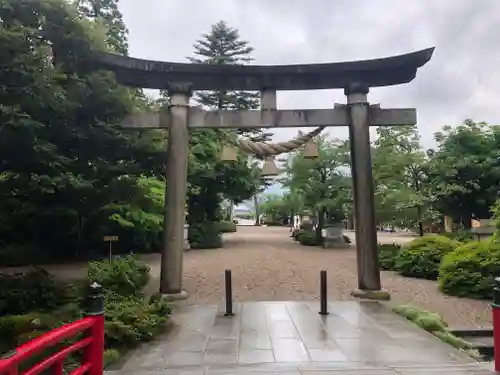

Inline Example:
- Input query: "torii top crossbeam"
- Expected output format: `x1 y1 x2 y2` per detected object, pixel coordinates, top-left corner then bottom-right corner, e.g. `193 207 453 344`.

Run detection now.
92 48 434 91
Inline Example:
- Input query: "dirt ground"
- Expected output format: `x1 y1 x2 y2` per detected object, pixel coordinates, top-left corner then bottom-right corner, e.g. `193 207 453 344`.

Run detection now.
3 226 491 327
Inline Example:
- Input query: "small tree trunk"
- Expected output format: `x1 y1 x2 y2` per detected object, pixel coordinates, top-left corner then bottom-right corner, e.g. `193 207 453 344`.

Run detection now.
253 195 260 225
417 206 424 236
461 214 472 229
228 200 234 221
316 209 325 242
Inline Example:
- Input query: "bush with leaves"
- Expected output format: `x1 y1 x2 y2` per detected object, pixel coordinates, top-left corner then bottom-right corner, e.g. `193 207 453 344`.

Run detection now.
440 229 474 243
438 240 500 299
296 230 323 246
218 221 237 233
102 291 170 349
87 255 150 296
188 222 222 249
378 244 401 270
0 268 69 316
394 235 460 279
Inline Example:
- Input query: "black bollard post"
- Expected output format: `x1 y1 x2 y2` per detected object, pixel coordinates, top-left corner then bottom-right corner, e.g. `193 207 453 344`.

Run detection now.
224 269 234 316
319 270 329 315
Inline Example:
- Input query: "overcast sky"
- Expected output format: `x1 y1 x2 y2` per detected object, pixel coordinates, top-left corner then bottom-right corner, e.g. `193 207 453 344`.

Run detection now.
119 0 500 149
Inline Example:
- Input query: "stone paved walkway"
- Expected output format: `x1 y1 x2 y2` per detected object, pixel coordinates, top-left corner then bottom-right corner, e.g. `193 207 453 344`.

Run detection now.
115 301 495 374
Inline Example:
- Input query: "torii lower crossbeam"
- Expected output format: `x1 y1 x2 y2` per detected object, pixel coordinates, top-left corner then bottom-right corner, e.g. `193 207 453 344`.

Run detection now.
120 107 416 129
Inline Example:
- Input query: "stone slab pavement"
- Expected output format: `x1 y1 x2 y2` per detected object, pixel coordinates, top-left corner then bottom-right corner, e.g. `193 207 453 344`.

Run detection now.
111 301 495 375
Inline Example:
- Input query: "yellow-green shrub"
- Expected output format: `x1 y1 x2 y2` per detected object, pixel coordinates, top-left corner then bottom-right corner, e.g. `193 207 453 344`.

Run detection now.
438 240 500 299
394 235 460 279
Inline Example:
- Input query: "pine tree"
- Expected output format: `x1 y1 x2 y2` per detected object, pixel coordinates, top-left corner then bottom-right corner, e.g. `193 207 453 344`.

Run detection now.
75 0 129 55
189 21 271 142
74 0 151 106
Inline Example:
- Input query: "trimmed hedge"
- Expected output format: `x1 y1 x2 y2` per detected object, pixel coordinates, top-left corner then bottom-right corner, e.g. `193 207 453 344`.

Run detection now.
188 221 222 249
218 221 237 233
296 230 322 246
378 244 401 270
394 235 460 280
294 230 350 247
88 255 150 297
438 240 500 299
440 229 474 243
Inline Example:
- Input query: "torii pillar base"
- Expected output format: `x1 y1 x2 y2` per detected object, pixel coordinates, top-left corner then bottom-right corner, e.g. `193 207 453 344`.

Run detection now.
351 289 391 301
151 290 189 303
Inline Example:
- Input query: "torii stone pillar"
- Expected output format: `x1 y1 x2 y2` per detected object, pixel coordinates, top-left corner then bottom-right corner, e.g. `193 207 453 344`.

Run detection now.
345 83 385 298
159 83 191 300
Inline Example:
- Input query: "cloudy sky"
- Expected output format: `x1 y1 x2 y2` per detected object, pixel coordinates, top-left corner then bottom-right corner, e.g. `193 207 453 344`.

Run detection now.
119 0 500 149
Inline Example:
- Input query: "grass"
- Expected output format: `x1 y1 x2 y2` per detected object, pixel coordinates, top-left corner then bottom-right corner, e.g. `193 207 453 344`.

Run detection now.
392 304 482 360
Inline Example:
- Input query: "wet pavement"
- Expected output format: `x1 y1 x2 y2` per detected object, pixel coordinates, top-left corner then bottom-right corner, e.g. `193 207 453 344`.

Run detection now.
115 301 495 374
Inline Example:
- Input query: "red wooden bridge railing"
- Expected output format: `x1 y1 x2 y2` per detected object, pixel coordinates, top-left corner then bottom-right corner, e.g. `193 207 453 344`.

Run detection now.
0 283 105 375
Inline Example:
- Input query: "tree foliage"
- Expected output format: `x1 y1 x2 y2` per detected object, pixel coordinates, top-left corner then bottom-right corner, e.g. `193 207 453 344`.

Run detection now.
426 120 500 227
282 136 351 238
371 126 438 231
188 21 267 140
0 0 167 263
0 4 265 264
74 0 129 55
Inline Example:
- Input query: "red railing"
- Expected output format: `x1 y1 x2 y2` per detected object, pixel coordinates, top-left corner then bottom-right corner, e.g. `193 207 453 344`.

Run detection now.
0 283 105 375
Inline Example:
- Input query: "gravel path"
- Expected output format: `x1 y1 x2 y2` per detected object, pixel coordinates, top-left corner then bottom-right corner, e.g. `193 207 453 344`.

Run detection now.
176 226 491 327
3 226 490 327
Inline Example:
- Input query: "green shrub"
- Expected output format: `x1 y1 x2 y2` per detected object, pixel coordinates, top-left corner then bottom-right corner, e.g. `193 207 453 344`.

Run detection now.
0 258 169 367
218 221 237 233
188 221 222 249
103 292 170 349
440 229 474 243
296 230 322 246
394 235 460 279
438 240 500 299
263 220 283 226
0 268 69 315
104 349 121 368
0 313 56 352
299 220 314 231
88 255 150 297
378 243 401 270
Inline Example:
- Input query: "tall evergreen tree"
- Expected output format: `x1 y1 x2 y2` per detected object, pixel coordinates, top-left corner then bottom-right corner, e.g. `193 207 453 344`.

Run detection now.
188 21 270 142
74 0 128 55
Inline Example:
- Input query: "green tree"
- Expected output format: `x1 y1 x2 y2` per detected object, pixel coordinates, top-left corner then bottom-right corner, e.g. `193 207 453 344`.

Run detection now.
74 0 128 55
282 136 351 241
188 21 265 138
260 193 299 225
426 119 500 228
185 21 267 232
0 0 164 264
188 20 276 224
372 125 435 234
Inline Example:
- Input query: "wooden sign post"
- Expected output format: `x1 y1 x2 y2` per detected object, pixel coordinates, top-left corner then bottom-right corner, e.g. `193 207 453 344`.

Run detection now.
103 235 118 261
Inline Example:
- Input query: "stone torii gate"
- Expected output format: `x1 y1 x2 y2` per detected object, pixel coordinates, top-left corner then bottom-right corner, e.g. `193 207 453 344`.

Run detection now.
92 47 434 301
